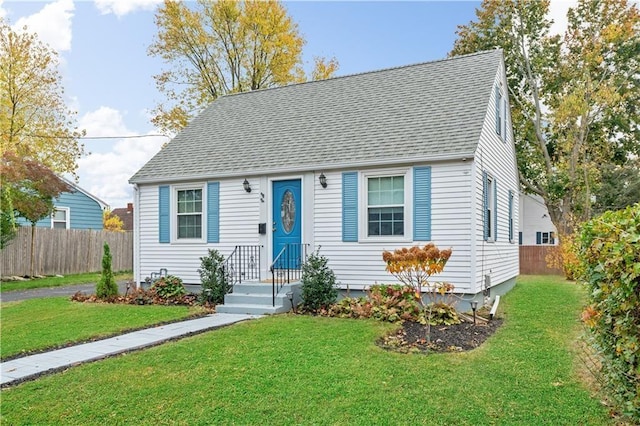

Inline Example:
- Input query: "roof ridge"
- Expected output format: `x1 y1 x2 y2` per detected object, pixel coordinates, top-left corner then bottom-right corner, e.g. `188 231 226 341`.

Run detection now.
220 49 502 100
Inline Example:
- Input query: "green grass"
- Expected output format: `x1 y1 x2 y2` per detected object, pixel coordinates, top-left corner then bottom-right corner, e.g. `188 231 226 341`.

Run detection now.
0 275 611 425
0 271 132 293
0 297 205 359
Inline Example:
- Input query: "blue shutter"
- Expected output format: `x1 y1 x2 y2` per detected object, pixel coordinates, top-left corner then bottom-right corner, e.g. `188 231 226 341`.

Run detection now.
413 166 431 241
158 185 170 243
508 190 514 241
342 172 358 242
536 232 542 245
207 182 220 243
482 171 488 241
493 178 498 241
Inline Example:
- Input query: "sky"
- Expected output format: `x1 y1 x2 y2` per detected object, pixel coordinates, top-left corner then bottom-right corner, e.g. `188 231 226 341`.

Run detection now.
0 0 577 209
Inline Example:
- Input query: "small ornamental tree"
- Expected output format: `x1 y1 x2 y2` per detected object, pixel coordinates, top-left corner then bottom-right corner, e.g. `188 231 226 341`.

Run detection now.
382 244 457 341
96 242 118 298
579 203 640 422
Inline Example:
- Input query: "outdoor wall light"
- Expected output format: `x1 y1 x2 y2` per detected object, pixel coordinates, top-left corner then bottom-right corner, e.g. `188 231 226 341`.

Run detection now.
243 179 251 193
470 300 479 325
319 173 327 188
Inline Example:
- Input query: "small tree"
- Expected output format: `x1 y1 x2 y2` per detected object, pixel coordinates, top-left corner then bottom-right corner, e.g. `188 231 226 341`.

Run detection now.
198 249 230 304
96 242 118 298
382 244 457 342
300 249 337 313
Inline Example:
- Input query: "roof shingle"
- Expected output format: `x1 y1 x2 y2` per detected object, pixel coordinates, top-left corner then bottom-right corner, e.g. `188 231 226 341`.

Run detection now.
130 50 502 184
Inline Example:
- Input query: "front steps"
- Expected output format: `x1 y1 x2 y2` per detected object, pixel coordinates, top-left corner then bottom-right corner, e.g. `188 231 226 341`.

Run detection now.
215 281 300 315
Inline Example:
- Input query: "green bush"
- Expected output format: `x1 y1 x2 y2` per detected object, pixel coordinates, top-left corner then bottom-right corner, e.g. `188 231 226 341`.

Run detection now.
327 284 422 323
579 203 640 422
300 250 337 312
96 243 118 298
150 275 186 300
198 249 230 304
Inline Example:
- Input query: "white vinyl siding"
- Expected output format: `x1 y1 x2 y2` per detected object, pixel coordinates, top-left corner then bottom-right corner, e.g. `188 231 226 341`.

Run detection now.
137 179 261 284
472 64 519 293
316 162 474 292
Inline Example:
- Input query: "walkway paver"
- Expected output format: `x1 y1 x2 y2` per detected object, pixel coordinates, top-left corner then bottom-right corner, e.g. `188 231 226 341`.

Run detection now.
1 313 261 386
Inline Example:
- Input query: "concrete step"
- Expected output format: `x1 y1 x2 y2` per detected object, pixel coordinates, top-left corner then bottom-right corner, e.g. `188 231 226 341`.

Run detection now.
216 303 290 315
232 281 299 295
224 293 273 305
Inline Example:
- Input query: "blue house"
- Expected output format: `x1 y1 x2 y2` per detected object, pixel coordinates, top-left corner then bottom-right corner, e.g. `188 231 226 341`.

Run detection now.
17 178 108 230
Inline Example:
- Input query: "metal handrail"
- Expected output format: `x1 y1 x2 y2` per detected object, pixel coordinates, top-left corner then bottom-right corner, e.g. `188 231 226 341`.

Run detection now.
270 243 308 306
222 245 262 293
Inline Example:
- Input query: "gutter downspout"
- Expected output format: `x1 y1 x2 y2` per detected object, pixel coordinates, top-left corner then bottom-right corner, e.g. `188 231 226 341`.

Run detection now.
133 183 141 288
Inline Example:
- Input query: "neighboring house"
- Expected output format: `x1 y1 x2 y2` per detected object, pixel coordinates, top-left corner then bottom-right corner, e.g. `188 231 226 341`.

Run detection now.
519 193 558 246
130 50 519 303
111 203 134 231
16 178 108 230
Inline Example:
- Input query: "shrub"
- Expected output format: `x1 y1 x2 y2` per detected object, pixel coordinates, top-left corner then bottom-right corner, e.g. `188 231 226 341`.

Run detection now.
150 275 186 300
300 249 337 312
96 243 118 298
578 203 640 422
198 249 230 304
545 232 583 280
326 284 422 323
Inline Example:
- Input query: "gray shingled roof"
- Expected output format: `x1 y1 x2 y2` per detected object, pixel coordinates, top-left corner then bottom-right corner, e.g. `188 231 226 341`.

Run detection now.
130 50 502 184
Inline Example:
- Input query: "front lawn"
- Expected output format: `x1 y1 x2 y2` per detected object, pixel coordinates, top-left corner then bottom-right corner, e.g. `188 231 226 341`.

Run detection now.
0 271 132 293
0 275 610 424
0 297 205 359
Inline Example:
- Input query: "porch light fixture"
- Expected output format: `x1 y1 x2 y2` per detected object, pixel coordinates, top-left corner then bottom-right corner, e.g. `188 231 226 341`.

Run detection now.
243 179 251 193
319 173 327 188
470 300 478 325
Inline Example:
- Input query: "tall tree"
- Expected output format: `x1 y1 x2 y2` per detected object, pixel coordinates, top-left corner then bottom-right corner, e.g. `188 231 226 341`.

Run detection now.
149 0 338 135
0 20 85 176
451 0 640 235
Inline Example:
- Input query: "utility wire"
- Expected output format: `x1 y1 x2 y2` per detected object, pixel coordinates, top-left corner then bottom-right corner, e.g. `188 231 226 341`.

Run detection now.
2 133 171 140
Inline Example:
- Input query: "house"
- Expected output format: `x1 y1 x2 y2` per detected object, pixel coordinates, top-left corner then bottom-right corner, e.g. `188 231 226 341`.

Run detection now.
130 50 519 312
111 203 134 231
16 177 108 230
519 193 558 246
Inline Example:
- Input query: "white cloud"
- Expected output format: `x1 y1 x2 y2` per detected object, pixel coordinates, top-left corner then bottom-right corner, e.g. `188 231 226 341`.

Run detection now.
94 0 162 17
0 0 7 19
13 0 74 52
76 107 167 208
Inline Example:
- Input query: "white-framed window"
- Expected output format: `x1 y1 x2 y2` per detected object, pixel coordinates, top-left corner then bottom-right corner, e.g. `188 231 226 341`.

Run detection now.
361 169 411 241
173 185 205 241
51 207 70 229
486 175 495 240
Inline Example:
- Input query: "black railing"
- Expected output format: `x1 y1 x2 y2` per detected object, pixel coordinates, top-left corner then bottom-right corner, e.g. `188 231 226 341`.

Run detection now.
270 243 308 306
222 245 262 292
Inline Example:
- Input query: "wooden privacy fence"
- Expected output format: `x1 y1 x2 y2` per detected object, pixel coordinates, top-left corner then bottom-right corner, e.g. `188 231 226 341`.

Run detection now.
519 245 563 275
1 227 133 277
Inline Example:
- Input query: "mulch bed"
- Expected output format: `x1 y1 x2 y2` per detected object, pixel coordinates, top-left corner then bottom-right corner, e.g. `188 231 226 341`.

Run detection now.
377 318 503 354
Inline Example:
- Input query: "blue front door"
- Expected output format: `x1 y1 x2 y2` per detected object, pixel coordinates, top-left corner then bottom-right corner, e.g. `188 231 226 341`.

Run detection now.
272 179 302 265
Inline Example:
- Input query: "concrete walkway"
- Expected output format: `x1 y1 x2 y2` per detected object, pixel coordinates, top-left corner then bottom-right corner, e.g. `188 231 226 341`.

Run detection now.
1 313 261 387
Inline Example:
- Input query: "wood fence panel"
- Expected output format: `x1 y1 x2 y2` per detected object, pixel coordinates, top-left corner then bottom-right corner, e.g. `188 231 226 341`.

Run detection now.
519 245 563 275
1 227 133 277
